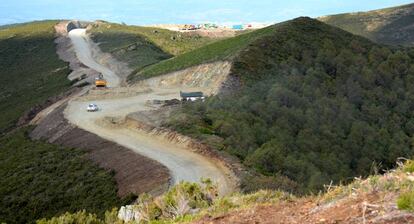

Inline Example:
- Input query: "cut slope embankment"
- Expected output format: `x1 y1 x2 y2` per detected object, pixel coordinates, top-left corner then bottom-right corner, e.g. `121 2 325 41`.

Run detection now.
130 24 275 82
0 21 129 224
27 23 171 198
68 29 123 87
64 87 237 195
133 61 235 95
30 104 170 197
62 28 238 195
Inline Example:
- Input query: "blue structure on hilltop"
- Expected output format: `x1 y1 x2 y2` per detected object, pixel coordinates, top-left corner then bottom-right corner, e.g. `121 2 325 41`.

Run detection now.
232 24 243 30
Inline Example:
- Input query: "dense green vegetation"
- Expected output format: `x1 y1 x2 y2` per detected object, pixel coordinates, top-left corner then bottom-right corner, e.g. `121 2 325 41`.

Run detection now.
89 22 222 74
166 17 414 193
0 22 125 223
0 21 71 133
397 161 414 211
0 128 130 224
133 24 275 81
320 3 414 46
37 209 122 224
38 180 291 224
34 159 414 223
397 191 414 211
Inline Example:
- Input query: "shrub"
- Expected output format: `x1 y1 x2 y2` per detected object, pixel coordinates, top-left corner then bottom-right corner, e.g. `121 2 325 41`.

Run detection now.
36 209 122 224
126 180 217 223
403 160 414 173
397 191 414 211
36 211 103 224
166 18 414 193
0 128 124 223
0 21 71 133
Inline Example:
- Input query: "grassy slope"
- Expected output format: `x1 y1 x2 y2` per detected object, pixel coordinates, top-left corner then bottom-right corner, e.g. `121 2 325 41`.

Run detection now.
319 3 414 46
89 22 220 74
131 24 275 81
28 16 414 223
165 17 414 193
0 21 71 133
0 22 125 223
39 160 414 223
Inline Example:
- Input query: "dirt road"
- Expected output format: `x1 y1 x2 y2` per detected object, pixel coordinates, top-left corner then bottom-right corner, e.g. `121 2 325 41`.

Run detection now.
65 29 235 195
68 29 121 87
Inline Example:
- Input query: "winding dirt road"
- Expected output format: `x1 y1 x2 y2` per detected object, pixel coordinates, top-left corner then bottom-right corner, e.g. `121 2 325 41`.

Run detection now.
65 29 235 195
69 29 121 87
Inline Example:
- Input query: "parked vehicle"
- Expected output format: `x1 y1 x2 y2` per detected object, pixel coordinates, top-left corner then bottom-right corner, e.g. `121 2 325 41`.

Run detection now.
87 103 99 112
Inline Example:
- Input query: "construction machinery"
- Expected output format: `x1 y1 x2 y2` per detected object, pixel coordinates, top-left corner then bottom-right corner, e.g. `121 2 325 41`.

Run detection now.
95 74 107 87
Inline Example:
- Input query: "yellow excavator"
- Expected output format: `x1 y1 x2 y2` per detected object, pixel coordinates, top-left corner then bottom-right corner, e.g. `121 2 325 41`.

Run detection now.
95 74 107 87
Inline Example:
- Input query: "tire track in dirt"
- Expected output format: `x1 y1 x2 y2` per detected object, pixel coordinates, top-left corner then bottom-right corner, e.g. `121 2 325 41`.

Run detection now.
65 28 236 195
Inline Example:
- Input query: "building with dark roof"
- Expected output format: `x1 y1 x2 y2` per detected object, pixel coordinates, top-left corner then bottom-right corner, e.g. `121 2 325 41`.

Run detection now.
180 91 205 101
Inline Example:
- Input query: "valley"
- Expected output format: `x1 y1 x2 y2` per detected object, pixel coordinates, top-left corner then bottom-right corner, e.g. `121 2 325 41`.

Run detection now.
2 2 414 223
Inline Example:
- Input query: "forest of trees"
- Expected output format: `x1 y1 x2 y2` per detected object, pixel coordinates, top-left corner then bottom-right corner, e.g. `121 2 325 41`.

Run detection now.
166 18 414 193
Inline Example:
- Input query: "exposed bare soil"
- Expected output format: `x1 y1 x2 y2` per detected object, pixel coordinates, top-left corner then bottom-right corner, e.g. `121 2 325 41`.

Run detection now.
64 28 238 195
133 61 233 95
55 22 99 85
17 87 81 127
68 29 122 87
195 192 414 224
125 109 246 186
27 23 172 198
28 25 238 200
30 104 170 197
65 87 237 195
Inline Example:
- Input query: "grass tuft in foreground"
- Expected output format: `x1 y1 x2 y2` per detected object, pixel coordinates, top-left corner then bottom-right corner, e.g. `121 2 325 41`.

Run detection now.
38 179 292 224
39 159 414 223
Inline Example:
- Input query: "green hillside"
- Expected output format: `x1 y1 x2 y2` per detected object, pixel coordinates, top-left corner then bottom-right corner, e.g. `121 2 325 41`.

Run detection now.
0 129 128 224
89 22 221 73
0 21 71 133
165 17 414 193
132 25 275 82
319 3 414 46
0 22 125 223
39 160 414 223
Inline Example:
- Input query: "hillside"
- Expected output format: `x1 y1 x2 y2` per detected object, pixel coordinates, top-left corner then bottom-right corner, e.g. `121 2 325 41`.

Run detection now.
88 22 222 73
319 3 414 46
0 129 129 224
0 21 71 133
163 17 414 193
130 24 274 82
4 13 414 223
39 159 414 223
0 22 127 223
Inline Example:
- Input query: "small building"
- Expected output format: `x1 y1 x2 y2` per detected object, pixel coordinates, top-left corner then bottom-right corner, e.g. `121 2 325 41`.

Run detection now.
180 91 205 101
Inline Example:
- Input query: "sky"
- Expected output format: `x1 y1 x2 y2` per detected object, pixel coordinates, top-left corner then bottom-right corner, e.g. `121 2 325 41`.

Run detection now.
0 0 412 26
